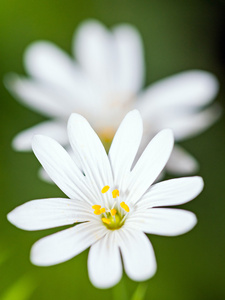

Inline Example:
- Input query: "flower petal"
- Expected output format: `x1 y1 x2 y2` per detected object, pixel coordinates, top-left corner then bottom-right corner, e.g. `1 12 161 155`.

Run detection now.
118 228 156 281
156 104 222 141
74 20 117 91
112 24 144 93
31 222 107 266
137 176 203 209
7 198 95 231
88 231 122 288
5 74 70 118
129 208 197 236
12 120 68 151
137 70 219 119
126 129 174 205
32 135 94 204
68 113 113 205
166 145 199 175
109 110 143 188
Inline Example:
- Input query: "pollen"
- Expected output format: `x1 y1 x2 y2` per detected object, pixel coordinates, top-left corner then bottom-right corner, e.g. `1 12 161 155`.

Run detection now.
100 208 106 214
102 218 111 225
120 201 130 212
92 205 105 215
112 189 119 198
92 205 101 210
110 208 117 216
101 185 110 193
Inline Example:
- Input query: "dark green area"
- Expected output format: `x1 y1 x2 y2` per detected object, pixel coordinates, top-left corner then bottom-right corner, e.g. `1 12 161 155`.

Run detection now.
0 0 225 299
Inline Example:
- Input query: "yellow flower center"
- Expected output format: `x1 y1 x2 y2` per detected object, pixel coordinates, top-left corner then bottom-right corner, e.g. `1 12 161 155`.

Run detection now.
91 185 130 230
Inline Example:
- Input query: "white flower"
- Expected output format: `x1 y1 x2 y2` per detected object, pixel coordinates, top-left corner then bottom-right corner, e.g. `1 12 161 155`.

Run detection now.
5 20 220 177
7 110 203 289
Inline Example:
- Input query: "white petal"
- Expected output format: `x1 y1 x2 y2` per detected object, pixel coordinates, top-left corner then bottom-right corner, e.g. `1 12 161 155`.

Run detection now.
112 24 144 93
74 20 117 91
109 110 143 188
5 74 70 118
68 114 113 205
12 120 67 151
32 135 94 204
25 41 79 89
126 129 174 205
137 70 219 119
166 145 199 175
31 222 107 266
137 176 203 209
157 104 222 141
118 228 156 281
129 208 197 236
7 198 94 231
88 231 122 288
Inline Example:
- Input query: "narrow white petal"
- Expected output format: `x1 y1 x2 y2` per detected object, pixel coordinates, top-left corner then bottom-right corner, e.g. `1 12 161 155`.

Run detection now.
109 110 143 188
25 42 80 89
74 20 117 91
129 208 197 236
7 198 95 231
68 114 113 205
126 129 174 205
32 135 94 204
118 228 156 281
31 222 107 266
166 145 199 175
88 231 122 288
5 74 70 118
158 104 222 141
112 24 144 93
137 70 219 119
12 120 68 151
137 176 203 209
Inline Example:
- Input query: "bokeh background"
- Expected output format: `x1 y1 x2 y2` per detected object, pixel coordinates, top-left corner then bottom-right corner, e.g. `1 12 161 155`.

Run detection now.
1 0 225 299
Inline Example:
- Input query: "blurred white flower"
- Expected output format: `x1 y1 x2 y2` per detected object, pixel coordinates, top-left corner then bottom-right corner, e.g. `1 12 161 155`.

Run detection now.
7 111 203 289
5 19 220 176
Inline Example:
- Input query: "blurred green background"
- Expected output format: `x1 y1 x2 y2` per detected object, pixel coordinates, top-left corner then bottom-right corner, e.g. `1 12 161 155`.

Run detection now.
1 0 225 299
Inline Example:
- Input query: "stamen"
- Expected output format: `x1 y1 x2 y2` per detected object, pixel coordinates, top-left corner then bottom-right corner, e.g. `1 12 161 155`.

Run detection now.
102 218 110 225
92 205 101 210
101 185 110 193
120 201 130 212
111 208 117 216
112 189 119 198
100 208 106 214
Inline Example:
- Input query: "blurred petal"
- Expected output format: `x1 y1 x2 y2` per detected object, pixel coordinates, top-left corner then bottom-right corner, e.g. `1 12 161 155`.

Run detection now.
118 228 156 281
7 198 94 231
12 120 67 151
5 74 70 118
112 24 144 93
129 208 197 236
126 129 174 205
109 110 143 188
166 145 199 174
158 104 222 141
137 70 219 119
88 231 122 288
74 20 117 91
31 222 107 266
137 176 203 209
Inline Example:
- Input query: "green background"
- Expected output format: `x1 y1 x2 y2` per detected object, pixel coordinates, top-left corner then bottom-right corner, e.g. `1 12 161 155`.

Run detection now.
0 0 225 299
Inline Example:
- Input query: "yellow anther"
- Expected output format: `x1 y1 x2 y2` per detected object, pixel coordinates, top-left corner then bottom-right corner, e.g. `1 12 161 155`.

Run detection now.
100 208 106 214
101 185 110 193
92 205 101 210
93 209 101 215
112 189 120 198
102 218 111 225
111 208 117 216
120 201 130 212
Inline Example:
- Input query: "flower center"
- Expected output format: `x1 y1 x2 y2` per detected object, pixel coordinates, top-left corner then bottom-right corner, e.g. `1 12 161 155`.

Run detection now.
92 186 130 230
98 127 115 153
